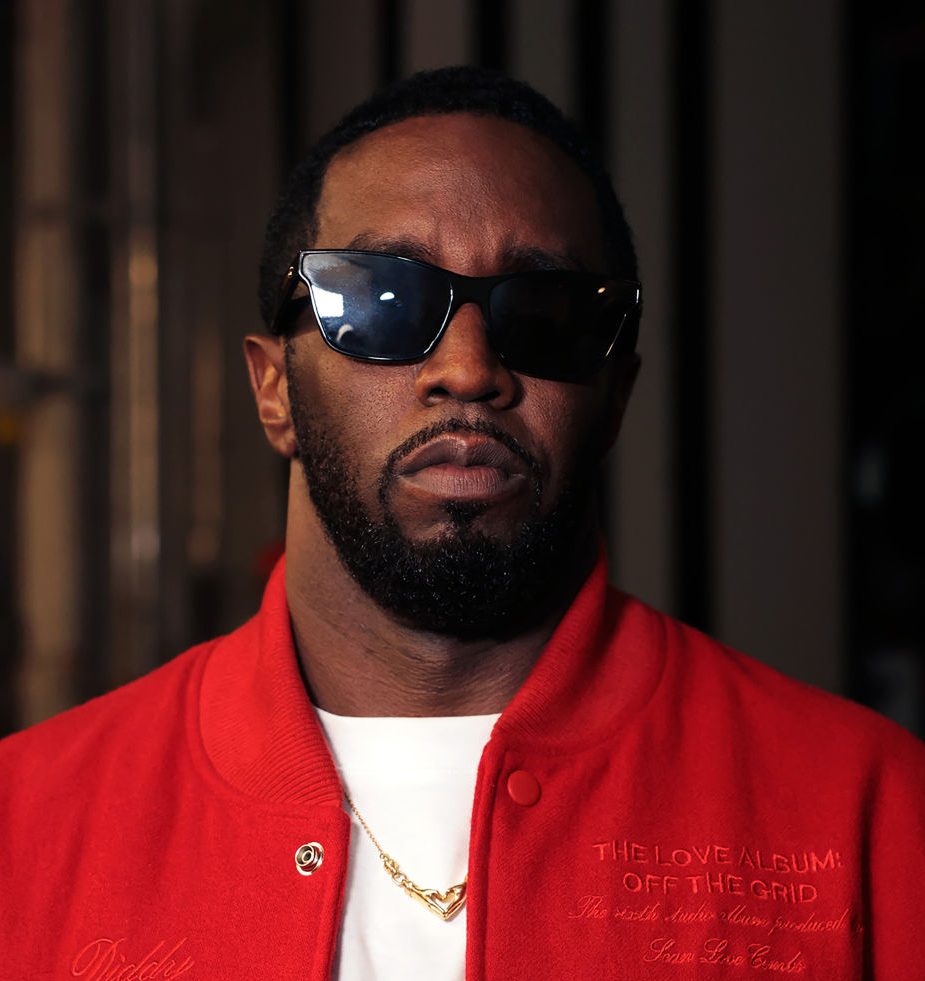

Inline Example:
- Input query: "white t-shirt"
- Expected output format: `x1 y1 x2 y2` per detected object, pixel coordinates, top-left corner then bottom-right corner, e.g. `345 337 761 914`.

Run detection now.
314 707 500 981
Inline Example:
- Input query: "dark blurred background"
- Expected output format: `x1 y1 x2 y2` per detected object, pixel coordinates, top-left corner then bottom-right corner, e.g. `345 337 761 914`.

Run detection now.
1 0 923 736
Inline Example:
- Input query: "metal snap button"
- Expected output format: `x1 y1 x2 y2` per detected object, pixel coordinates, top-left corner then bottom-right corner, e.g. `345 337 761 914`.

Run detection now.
295 842 324 875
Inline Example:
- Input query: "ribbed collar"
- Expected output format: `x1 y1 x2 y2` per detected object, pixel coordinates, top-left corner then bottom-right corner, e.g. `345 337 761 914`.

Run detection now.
199 558 343 807
493 551 665 750
198 551 664 806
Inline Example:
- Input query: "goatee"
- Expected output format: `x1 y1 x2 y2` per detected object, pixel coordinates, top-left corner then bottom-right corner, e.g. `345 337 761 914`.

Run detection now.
286 350 596 639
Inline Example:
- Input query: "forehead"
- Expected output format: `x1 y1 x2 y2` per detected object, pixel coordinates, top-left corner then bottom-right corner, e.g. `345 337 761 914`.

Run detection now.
313 113 607 274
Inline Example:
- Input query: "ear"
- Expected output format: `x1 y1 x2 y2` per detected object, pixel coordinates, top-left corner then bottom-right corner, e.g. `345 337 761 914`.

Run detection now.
602 352 641 451
243 334 298 458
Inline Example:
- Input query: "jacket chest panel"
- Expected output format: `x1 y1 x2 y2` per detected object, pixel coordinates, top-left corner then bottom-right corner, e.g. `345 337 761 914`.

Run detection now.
471 747 864 979
33 793 350 980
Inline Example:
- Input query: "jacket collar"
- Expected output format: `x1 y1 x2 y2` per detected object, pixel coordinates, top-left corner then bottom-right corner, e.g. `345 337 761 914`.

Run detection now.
199 550 664 805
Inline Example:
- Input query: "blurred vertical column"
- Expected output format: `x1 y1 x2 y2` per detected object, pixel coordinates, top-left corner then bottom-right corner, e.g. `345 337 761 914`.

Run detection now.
303 1 378 142
12 0 83 722
608 0 675 615
404 0 470 71
0 1 19 733
511 0 572 112
108 0 161 683
155 1 285 645
847 8 925 732
712 1 843 690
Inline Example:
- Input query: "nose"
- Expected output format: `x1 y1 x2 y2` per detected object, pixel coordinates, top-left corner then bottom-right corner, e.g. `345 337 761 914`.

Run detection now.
413 303 519 408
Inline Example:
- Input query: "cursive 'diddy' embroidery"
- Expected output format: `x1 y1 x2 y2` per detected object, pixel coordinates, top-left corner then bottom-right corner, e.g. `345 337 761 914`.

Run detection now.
71 936 194 980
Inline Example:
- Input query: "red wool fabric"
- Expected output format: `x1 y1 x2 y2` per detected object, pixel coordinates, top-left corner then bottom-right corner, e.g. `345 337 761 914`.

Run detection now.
2 555 924 978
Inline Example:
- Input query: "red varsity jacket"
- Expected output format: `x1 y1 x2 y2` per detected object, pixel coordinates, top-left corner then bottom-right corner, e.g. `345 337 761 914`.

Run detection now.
2 555 924 979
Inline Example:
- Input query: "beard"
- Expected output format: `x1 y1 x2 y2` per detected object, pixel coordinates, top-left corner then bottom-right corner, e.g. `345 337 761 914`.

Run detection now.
286 354 598 639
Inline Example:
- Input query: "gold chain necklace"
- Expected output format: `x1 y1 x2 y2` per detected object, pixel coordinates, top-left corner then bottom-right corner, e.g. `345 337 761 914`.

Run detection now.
344 792 467 921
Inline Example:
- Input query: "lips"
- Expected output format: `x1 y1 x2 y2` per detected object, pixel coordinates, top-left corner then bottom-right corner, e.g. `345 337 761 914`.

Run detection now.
394 435 530 502
397 435 525 476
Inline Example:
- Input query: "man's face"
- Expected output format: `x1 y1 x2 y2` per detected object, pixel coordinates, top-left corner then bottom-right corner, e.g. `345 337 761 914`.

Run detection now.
280 113 634 635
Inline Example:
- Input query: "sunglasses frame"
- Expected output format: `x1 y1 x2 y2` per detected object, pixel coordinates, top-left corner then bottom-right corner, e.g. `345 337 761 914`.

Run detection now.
271 250 641 376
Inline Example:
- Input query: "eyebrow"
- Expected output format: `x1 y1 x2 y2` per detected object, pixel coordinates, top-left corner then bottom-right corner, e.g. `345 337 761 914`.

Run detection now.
344 233 435 263
498 244 589 273
342 233 589 273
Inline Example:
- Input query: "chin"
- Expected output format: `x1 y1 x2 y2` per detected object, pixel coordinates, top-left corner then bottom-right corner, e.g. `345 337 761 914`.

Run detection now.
400 502 537 545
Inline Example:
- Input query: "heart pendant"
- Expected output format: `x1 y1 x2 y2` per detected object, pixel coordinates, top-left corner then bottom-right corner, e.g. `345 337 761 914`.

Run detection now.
407 879 467 921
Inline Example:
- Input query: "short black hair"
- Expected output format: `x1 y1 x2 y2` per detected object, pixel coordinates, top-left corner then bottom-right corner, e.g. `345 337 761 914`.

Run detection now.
258 64 639 332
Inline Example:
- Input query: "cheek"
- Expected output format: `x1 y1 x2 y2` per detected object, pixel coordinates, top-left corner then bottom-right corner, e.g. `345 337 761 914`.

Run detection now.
520 379 609 491
298 349 416 489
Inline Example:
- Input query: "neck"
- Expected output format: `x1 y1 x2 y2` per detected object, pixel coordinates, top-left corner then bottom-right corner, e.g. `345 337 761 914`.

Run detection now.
284 490 597 718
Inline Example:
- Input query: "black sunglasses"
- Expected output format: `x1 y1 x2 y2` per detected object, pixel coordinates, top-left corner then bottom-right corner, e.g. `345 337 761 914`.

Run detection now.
271 250 641 382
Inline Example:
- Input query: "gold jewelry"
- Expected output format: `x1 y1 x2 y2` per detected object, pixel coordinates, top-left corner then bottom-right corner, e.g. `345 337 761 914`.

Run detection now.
344 792 467 921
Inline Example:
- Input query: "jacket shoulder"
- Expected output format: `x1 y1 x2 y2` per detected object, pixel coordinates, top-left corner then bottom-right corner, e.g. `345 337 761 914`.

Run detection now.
0 637 217 809
614 587 925 772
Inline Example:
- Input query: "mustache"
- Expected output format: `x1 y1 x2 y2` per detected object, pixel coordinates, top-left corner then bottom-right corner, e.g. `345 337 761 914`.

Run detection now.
378 419 542 503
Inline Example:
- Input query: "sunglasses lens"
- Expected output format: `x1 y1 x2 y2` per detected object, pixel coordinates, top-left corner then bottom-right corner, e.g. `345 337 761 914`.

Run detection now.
301 253 450 361
489 274 635 380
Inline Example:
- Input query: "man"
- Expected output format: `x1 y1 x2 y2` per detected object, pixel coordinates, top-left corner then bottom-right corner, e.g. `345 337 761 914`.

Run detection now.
1 66 923 980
